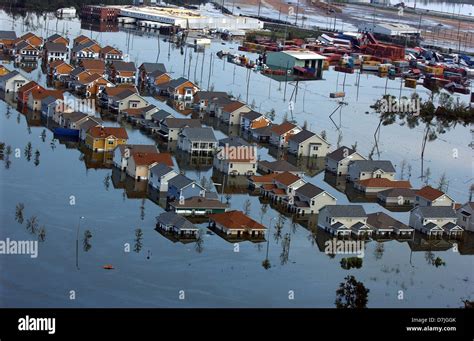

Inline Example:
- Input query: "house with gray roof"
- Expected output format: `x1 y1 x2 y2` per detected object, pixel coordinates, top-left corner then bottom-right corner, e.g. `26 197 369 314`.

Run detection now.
156 211 199 239
168 196 228 216
325 146 366 176
193 91 229 111
240 110 271 132
160 77 199 101
167 174 206 200
151 109 174 124
288 129 330 158
109 90 149 113
158 118 201 142
77 117 102 141
287 182 337 216
347 160 396 182
409 206 462 238
0 70 28 94
0 30 17 49
178 127 218 156
138 62 168 86
43 42 68 62
149 163 179 192
367 212 414 238
219 136 250 148
377 188 416 207
318 205 372 237
258 160 305 176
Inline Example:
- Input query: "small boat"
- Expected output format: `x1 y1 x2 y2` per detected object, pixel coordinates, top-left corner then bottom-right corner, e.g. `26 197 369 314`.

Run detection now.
103 264 114 270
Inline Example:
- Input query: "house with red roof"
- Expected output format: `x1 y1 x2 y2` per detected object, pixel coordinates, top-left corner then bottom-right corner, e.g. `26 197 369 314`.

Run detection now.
208 210 267 239
269 121 302 148
85 126 128 152
415 185 456 208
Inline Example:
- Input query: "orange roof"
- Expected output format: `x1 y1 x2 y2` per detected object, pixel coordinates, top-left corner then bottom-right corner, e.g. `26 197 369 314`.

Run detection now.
74 35 92 44
101 46 121 54
271 188 286 195
133 152 173 167
18 81 42 93
416 186 445 201
250 173 277 183
88 126 128 140
208 210 266 230
81 73 106 84
49 60 66 68
104 86 137 96
250 117 270 130
30 88 63 100
357 178 412 188
274 171 301 186
262 184 277 191
223 101 246 113
80 59 105 72
271 122 297 135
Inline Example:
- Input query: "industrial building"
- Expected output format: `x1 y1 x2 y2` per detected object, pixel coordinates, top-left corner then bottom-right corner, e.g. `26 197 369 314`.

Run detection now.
265 50 326 79
116 6 263 32
358 22 421 37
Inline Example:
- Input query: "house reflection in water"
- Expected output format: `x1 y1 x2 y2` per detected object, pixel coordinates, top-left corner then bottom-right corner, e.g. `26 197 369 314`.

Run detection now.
81 21 119 32
211 169 251 195
79 144 114 169
111 167 149 199
174 149 213 172
407 232 454 252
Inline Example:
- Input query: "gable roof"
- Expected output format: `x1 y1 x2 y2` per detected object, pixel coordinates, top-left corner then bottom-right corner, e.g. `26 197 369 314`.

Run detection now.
241 110 263 121
76 117 102 131
80 59 106 71
156 211 197 231
46 33 68 43
219 136 250 147
115 89 139 100
101 45 122 54
151 109 174 122
150 163 177 178
271 121 298 135
111 61 136 72
349 160 396 173
295 182 325 199
323 205 366 217
416 186 446 201
163 118 200 129
274 171 303 186
132 152 173 167
222 100 247 113
30 88 63 100
366 212 410 231
357 178 412 188
288 129 323 144
0 70 25 82
413 206 457 218
140 62 166 74
62 111 89 123
15 40 36 50
208 210 266 230
326 146 359 162
88 126 128 139
258 160 299 173
377 187 416 198
168 174 197 190
44 42 67 53
103 85 137 97
18 81 41 93
167 77 195 90
181 127 217 142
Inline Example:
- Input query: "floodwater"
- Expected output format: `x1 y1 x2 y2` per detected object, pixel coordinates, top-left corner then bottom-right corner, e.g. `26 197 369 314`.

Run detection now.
390 0 474 16
0 11 472 308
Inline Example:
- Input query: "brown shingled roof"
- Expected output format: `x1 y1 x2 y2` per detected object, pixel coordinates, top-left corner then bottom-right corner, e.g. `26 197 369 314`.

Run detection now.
271 121 297 135
357 178 412 189
88 126 128 140
274 171 302 186
416 186 445 201
208 210 266 230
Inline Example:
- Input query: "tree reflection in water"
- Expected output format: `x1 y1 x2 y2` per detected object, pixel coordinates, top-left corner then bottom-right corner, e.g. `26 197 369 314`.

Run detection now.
83 230 92 252
134 228 143 253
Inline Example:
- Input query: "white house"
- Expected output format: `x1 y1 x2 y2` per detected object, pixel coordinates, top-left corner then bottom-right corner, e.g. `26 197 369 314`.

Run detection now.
457 202 474 232
213 145 257 176
347 160 396 182
288 183 337 216
325 146 366 176
288 130 330 158
178 127 218 156
149 163 179 192
409 206 462 238
0 71 28 94
219 101 251 126
317 205 371 237
415 186 456 208
269 121 302 148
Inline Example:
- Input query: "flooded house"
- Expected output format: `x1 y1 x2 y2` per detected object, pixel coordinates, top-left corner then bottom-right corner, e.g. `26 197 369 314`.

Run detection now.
108 61 136 84
178 127 218 156
218 100 251 126
158 118 201 142
71 39 101 63
99 45 123 63
213 145 257 176
127 151 173 181
269 121 302 148
76 117 103 141
377 188 416 207
43 42 68 63
149 163 179 193
265 50 326 79
0 70 28 94
45 33 69 47
258 159 305 177
240 110 271 132
208 210 267 239
80 59 106 76
76 73 113 97
261 171 307 204
156 211 199 240
317 205 372 238
98 85 137 108
325 146 366 176
0 30 17 50
17 81 42 105
248 173 278 190
288 129 330 158
366 212 414 239
347 160 396 182
151 109 174 125
109 89 149 113
457 202 474 232
122 104 159 121
286 182 337 216
85 126 128 152
409 206 463 238
193 91 229 112
138 62 169 88
11 32 43 63
160 77 199 101
27 88 63 111
113 144 159 171
167 174 206 201
415 185 456 208
168 194 228 216
354 178 412 194
47 60 74 81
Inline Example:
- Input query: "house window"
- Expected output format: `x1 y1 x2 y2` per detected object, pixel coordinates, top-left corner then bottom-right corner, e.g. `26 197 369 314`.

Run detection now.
108 140 114 145
376 174 381 178
463 217 467 222
313 146 318 150
311 200 315 205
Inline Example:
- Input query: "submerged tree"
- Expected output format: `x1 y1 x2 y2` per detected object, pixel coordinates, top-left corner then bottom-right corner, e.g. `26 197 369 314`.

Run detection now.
243 199 252 216
25 215 39 235
374 242 384 261
15 203 25 224
24 142 32 161
103 174 111 191
34 149 40 167
335 275 370 309
134 228 143 253
83 230 92 252
280 233 291 265
436 172 449 193
38 226 46 242
195 229 204 254
320 130 327 141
